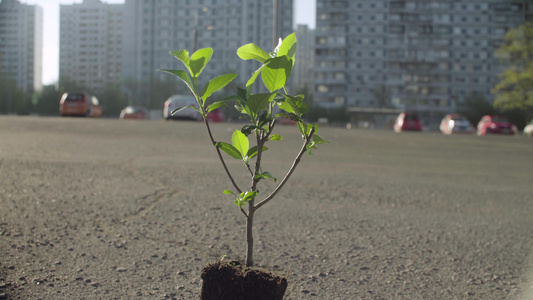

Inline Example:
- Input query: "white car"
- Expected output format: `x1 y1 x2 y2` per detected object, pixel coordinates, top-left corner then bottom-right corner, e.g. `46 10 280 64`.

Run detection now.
163 95 202 120
524 119 533 137
439 114 474 135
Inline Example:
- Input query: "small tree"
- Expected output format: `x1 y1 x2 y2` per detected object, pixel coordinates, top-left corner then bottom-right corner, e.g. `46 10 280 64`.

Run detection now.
159 33 326 267
99 83 128 117
457 92 495 125
492 22 533 123
35 84 63 115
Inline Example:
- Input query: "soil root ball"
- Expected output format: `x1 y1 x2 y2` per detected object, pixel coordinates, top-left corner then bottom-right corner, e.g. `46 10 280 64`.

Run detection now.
200 261 287 300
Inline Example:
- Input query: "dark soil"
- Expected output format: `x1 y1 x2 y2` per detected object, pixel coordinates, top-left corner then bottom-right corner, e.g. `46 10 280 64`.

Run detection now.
200 261 287 300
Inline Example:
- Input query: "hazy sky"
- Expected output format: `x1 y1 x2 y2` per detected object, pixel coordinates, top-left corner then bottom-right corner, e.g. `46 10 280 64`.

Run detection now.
20 0 317 85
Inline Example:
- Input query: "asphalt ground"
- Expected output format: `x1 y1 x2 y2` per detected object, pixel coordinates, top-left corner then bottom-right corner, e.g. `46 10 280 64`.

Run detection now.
1 116 532 299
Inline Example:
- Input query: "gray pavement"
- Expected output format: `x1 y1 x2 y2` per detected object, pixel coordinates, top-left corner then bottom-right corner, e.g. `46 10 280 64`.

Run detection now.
1 116 532 299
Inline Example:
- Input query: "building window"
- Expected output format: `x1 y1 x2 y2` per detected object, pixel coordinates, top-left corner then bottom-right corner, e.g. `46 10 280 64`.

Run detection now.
317 85 328 92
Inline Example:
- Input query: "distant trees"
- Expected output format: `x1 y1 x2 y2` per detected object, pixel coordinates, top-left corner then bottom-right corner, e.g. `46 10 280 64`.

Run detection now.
99 84 128 117
0 72 28 114
34 84 62 115
492 22 533 124
457 92 495 126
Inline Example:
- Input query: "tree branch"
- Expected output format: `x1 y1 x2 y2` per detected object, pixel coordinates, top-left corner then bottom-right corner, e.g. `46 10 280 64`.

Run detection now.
254 126 315 210
203 116 242 194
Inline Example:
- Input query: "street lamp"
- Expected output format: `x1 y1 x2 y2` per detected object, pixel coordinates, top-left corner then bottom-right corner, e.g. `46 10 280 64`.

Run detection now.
193 6 209 52
273 0 280 49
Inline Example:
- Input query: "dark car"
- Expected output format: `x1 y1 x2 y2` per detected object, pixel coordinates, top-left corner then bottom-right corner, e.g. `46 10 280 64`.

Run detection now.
476 115 517 136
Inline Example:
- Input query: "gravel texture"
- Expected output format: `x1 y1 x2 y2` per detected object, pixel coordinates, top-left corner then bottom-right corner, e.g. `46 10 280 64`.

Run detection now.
1 116 533 299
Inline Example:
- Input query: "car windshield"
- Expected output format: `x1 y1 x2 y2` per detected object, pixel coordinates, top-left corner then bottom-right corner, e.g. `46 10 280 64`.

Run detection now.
492 116 508 123
452 117 469 123
405 114 419 121
66 94 84 101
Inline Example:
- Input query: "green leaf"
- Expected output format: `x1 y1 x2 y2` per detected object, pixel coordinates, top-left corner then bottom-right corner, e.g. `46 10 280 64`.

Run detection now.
246 145 268 160
237 43 271 62
313 134 328 145
256 171 277 183
257 112 270 127
215 142 242 160
169 50 192 75
270 134 282 141
201 73 238 103
219 95 241 103
171 105 198 116
278 33 297 65
158 69 196 97
262 56 293 92
278 101 295 115
233 191 258 207
207 101 228 114
232 130 249 159
297 121 307 137
190 48 213 77
241 191 257 203
278 94 309 116
276 112 302 123
223 190 237 197
246 65 265 95
247 93 275 116
241 125 258 136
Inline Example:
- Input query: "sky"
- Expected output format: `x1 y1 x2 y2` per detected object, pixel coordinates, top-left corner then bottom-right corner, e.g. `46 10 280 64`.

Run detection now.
20 0 317 85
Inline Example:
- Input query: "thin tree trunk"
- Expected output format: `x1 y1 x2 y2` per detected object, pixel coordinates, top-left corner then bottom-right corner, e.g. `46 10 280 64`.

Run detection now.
245 200 255 267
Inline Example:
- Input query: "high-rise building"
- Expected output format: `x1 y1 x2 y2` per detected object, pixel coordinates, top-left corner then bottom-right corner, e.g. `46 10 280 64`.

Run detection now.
315 0 532 121
121 0 294 107
293 25 315 95
0 0 42 93
59 0 123 93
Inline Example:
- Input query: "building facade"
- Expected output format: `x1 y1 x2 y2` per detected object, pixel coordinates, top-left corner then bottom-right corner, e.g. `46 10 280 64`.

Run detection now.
315 0 532 121
0 0 42 93
292 25 315 95
59 0 123 93
121 0 294 107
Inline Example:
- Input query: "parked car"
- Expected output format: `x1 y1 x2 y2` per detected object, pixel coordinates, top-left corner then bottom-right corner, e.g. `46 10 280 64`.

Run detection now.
439 114 474 135
59 92 102 117
394 112 423 132
523 119 533 137
206 108 224 122
120 106 148 120
476 115 517 136
163 95 202 120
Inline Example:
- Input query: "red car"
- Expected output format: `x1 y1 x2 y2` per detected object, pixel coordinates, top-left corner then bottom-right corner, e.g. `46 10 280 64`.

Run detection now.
59 92 103 117
205 108 224 122
120 106 148 120
394 112 423 132
476 115 517 136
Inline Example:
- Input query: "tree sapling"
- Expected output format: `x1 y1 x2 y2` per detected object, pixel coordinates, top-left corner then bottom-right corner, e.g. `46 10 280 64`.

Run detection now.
159 33 326 267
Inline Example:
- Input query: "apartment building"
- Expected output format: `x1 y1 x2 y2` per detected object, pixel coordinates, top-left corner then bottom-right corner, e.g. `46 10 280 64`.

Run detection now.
121 0 294 105
315 0 532 120
59 0 123 93
0 0 42 93
292 24 315 95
